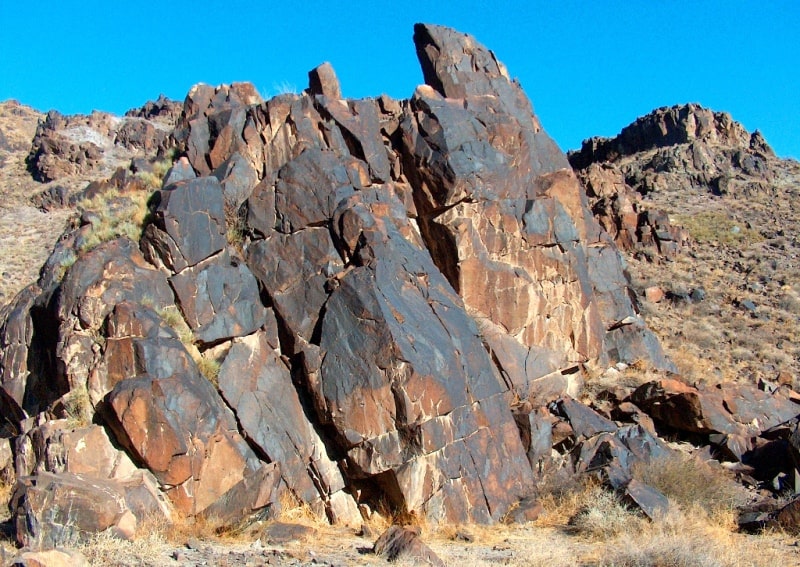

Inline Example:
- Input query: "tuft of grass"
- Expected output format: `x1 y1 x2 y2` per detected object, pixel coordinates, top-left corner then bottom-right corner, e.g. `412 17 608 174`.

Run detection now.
671 211 762 246
63 386 93 429
196 357 221 388
55 253 77 281
568 486 643 540
224 200 246 251
631 454 742 518
77 187 152 253
135 159 173 190
157 305 194 346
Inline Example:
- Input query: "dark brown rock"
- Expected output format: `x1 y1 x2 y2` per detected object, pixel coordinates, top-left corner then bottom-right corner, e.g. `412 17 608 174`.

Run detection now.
10 472 138 548
373 525 445 566
162 156 196 187
308 62 342 100
402 23 672 390
629 379 799 438
315 188 534 522
169 252 267 345
8 548 89 567
624 479 670 520
217 331 359 524
104 333 270 516
774 496 800 533
574 424 671 489
554 396 617 439
143 176 227 270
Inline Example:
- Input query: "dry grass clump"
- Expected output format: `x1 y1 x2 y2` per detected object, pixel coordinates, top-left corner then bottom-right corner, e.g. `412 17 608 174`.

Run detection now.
632 454 742 518
157 305 194 346
62 385 93 428
671 211 762 246
134 159 172 190
598 507 788 567
224 200 246 250
568 486 643 540
77 187 152 253
196 357 221 387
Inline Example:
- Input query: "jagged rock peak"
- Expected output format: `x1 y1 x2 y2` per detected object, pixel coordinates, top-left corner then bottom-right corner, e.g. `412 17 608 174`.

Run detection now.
569 103 775 169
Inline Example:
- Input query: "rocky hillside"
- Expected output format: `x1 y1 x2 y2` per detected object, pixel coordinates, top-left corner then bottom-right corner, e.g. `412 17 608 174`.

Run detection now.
570 104 800 387
1 23 800 565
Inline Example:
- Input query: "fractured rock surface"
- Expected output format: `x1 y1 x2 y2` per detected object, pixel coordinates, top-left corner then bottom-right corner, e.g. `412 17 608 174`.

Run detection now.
7 23 796 549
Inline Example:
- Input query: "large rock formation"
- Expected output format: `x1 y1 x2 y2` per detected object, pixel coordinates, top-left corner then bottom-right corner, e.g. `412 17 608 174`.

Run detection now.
11 23 798 550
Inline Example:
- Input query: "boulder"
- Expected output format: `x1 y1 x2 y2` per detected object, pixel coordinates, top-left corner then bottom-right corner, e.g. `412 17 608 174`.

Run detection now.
8 548 89 567
104 332 272 517
574 424 672 489
629 379 799 438
308 62 342 99
217 331 359 523
11 472 139 548
169 252 267 345
142 176 227 271
401 23 671 387
162 156 196 187
373 526 445 566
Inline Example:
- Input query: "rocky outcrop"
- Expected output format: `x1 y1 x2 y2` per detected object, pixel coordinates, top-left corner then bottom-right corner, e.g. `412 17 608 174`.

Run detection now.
9 23 798 549
26 104 178 183
569 104 779 258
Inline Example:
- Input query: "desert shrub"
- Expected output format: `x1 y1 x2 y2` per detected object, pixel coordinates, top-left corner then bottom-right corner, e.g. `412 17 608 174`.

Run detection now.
63 386 92 428
631 454 741 518
569 486 642 540
135 158 173 190
224 200 246 250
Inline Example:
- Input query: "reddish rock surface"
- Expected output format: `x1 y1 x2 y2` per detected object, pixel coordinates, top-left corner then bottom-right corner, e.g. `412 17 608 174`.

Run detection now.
2 23 798 549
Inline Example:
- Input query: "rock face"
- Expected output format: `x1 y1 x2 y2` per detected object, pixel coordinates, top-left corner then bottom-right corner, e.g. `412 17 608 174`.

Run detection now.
9 23 768 547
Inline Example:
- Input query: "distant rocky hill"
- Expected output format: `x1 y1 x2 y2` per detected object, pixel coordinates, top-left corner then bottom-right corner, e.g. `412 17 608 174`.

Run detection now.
1 23 799 558
570 103 800 387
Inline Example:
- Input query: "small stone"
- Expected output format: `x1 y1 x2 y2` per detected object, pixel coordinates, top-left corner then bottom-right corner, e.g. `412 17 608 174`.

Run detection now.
644 286 664 303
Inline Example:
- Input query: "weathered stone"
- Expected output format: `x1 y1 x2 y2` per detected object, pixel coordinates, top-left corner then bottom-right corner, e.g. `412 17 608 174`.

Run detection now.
502 496 543 524
213 152 258 207
218 331 357 519
162 156 196 187
373 525 445 566
314 188 533 522
401 23 671 390
0 285 42 421
198 462 281 525
247 228 343 346
272 147 355 233
308 62 342 100
554 396 617 439
624 479 670 520
8 549 89 567
104 333 268 516
774 496 800 533
11 472 138 549
629 379 799 438
26 111 105 182
144 176 227 269
513 405 553 471
316 97 392 183
574 424 671 489
169 253 267 345
57 238 173 331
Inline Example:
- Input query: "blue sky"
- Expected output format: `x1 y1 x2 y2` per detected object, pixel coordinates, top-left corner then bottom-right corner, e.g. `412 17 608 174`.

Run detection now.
2 1 798 158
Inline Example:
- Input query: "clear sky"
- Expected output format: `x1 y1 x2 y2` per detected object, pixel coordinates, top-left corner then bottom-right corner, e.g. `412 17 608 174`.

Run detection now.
2 1 798 158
